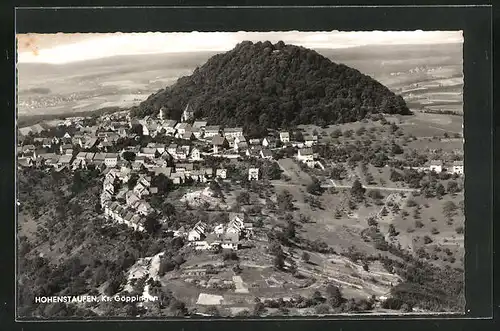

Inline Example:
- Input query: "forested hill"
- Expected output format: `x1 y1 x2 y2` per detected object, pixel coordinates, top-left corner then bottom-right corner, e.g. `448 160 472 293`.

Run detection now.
131 40 411 130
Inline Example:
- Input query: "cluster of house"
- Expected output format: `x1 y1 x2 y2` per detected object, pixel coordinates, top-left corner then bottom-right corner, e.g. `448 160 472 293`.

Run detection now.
175 213 253 251
101 169 156 232
18 103 323 181
408 160 464 175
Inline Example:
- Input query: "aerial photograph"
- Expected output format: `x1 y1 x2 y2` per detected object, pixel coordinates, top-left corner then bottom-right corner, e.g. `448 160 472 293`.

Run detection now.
16 30 465 319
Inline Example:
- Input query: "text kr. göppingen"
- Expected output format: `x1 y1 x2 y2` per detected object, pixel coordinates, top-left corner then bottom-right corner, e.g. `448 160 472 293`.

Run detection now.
34 295 159 304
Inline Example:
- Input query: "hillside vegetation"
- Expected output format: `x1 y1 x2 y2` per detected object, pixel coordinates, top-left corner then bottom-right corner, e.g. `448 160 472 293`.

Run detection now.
131 41 411 131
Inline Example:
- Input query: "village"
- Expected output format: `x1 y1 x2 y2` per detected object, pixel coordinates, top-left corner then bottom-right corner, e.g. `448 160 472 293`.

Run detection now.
17 103 465 316
17 103 464 245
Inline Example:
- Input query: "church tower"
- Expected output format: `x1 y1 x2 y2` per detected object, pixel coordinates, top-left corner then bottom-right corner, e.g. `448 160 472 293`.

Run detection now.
159 107 166 120
181 103 194 122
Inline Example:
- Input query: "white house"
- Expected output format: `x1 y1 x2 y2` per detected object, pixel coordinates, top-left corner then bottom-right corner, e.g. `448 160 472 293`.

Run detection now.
175 123 192 137
452 160 464 175
262 137 277 149
279 131 290 143
212 136 229 154
204 126 221 138
297 148 315 167
138 147 157 159
190 147 202 161
167 144 178 156
162 120 178 135
214 224 225 235
259 149 273 160
304 135 318 147
216 168 227 179
104 153 119 167
248 168 259 181
223 127 244 139
429 160 443 173
193 121 208 130
188 221 207 241
234 141 249 152
221 232 239 250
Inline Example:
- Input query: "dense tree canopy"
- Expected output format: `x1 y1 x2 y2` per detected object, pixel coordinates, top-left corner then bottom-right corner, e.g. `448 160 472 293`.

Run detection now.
131 41 411 128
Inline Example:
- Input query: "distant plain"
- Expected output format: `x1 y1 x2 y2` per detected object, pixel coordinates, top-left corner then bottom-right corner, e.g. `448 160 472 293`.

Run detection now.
17 42 463 119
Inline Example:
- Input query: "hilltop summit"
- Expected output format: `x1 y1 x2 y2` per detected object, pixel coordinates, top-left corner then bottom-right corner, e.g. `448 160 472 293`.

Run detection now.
131 40 411 131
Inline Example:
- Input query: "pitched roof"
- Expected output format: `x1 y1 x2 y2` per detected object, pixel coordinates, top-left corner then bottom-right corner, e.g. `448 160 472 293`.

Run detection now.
260 149 273 157
105 153 119 159
176 163 194 171
205 125 221 132
175 123 192 130
299 148 313 156
163 119 178 128
140 148 157 155
192 121 208 129
58 155 73 164
212 136 227 146
152 167 172 176
224 127 243 133
453 160 464 166
93 153 106 161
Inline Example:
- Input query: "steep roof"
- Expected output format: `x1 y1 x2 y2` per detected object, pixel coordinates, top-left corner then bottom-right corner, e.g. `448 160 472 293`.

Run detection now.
212 136 227 146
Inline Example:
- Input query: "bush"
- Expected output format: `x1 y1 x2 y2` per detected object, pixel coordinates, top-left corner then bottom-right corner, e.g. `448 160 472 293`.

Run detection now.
314 303 331 314
431 228 440 235
414 220 424 228
423 235 433 244
301 252 310 263
455 226 464 234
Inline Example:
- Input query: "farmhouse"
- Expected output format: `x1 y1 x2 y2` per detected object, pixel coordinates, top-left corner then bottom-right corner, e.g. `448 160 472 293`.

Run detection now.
183 268 207 276
224 127 244 138
304 134 318 147
84 138 98 149
181 131 195 140
221 232 240 250
429 160 443 173
57 154 73 166
204 126 221 138
452 160 464 175
190 147 202 161
248 168 259 181
138 148 157 159
259 149 273 160
234 141 249 152
59 144 73 154
226 137 236 148
193 121 208 130
146 143 166 154
216 168 227 179
167 144 178 156
279 131 290 143
188 221 208 241
249 138 261 146
175 123 192 137
212 136 229 154
162 120 178 135
175 163 194 176
262 137 277 148
104 153 119 167
297 148 315 167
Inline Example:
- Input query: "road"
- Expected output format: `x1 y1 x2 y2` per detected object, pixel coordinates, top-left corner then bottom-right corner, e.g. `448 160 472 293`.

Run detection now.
325 179 419 193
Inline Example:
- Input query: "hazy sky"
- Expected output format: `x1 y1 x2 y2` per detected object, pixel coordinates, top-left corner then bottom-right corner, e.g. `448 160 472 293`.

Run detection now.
17 30 463 64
